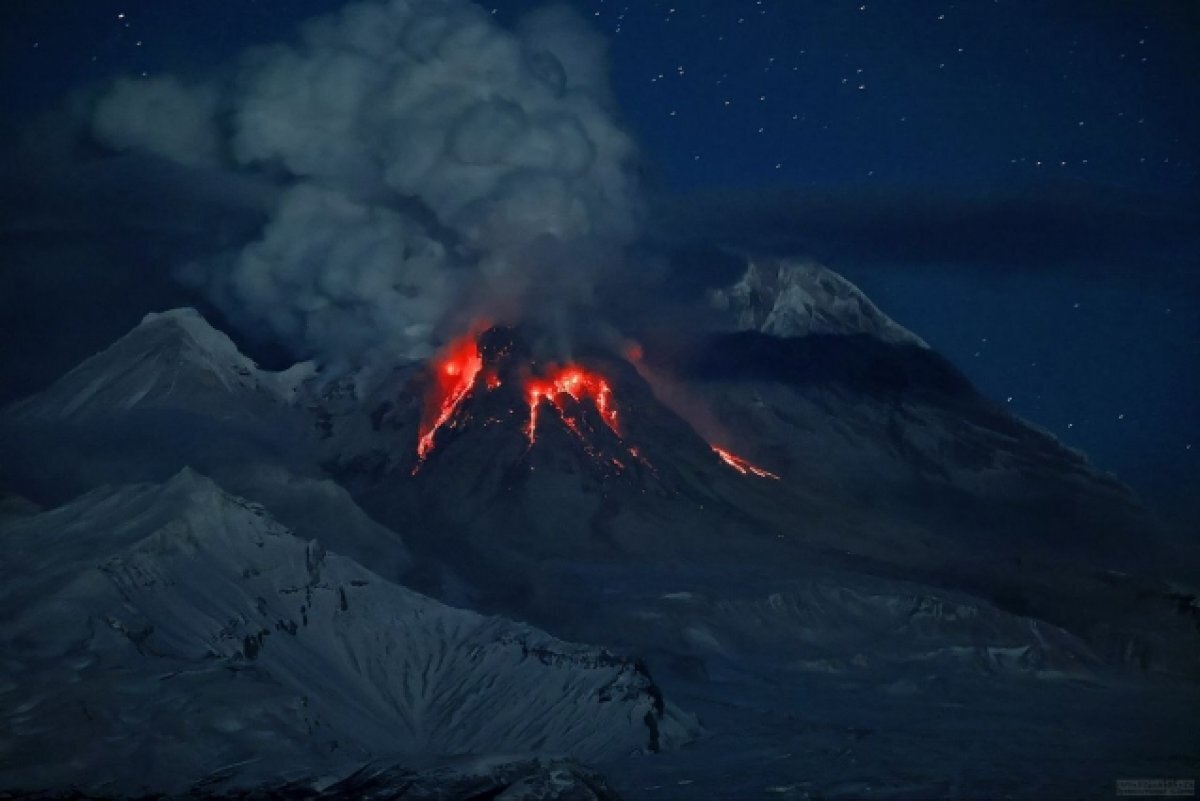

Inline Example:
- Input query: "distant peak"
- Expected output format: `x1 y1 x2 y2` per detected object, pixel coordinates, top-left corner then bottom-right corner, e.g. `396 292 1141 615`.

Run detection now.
164 465 221 494
4 308 287 421
139 306 206 326
136 307 250 360
712 256 926 348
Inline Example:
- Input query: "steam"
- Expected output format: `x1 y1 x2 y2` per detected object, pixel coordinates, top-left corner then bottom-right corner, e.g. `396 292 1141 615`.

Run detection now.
90 0 640 363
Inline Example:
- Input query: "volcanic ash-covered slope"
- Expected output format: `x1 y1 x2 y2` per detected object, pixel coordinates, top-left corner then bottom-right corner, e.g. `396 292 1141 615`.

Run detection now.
664 255 1200 673
683 256 1148 557
318 256 1196 676
322 258 1146 581
326 325 793 581
0 469 694 797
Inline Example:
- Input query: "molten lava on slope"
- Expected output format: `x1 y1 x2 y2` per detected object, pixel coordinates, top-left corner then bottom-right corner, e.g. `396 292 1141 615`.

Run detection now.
413 331 484 472
525 366 619 446
412 327 780 481
711 446 781 480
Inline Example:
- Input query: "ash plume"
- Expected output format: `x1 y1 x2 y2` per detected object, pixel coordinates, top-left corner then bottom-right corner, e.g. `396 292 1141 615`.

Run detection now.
89 0 641 364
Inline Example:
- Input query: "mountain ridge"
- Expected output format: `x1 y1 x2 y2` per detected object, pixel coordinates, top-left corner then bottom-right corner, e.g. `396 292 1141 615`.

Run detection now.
2 257 1197 798
0 467 697 796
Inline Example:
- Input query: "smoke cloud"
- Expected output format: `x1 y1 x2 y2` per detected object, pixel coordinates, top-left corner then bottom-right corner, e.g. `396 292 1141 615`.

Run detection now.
89 0 641 364
93 77 224 167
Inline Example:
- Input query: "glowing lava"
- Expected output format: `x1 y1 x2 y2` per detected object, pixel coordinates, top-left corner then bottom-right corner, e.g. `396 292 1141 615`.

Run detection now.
414 332 484 472
412 328 775 483
525 365 619 445
711 445 780 480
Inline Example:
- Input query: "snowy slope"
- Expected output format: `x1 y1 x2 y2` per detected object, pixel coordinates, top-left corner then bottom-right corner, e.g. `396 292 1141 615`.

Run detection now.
0 469 695 797
0 307 331 519
5 308 315 423
711 256 927 346
215 463 415 583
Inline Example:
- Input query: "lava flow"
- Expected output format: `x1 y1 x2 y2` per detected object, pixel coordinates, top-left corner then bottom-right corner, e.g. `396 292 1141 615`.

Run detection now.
413 331 484 472
412 328 629 473
413 327 777 482
525 366 619 445
711 446 780 480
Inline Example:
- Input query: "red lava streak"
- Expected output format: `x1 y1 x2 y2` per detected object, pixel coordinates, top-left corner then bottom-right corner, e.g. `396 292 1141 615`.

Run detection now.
711 446 780 480
414 332 483 471
413 330 774 483
525 366 619 445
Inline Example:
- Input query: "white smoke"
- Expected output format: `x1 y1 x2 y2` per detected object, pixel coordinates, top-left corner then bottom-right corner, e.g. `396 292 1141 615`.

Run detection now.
90 0 640 363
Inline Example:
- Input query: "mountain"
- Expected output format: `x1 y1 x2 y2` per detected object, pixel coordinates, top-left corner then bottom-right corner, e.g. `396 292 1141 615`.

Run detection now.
710 256 927 346
0 310 413 580
0 469 695 797
2 256 1197 797
304 296 1193 681
2 265 1191 670
6 308 314 423
0 308 323 510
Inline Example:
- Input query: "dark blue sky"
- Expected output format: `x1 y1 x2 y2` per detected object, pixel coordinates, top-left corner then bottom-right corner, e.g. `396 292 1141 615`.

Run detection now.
5 1 1196 193
2 0 1197 516
599 0 1197 194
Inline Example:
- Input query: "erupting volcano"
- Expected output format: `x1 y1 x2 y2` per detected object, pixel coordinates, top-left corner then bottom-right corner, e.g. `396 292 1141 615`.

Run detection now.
412 326 781 481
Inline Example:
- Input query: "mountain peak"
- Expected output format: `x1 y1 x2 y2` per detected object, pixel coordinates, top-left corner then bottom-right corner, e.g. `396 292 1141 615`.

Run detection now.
161 464 226 499
712 256 927 347
136 306 249 359
6 308 310 421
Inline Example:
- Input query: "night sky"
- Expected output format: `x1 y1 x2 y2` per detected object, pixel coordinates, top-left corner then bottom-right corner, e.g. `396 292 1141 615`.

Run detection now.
2 0 1197 519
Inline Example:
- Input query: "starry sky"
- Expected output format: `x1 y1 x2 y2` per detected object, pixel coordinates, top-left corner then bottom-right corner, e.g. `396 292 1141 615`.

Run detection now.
2 0 1198 519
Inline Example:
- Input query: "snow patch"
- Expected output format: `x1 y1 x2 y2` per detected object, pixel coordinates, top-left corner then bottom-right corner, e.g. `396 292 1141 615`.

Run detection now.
712 256 927 347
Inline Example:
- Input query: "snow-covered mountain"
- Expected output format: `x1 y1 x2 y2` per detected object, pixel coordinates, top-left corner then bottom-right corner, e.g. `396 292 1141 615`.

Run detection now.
0 468 695 797
2 276 1189 676
711 256 927 346
7 308 315 423
2 256 1197 798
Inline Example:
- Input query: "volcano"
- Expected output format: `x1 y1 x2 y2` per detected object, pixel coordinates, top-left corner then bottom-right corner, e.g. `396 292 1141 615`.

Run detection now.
1 255 1197 799
409 324 776 488
413 327 633 475
311 307 1188 672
